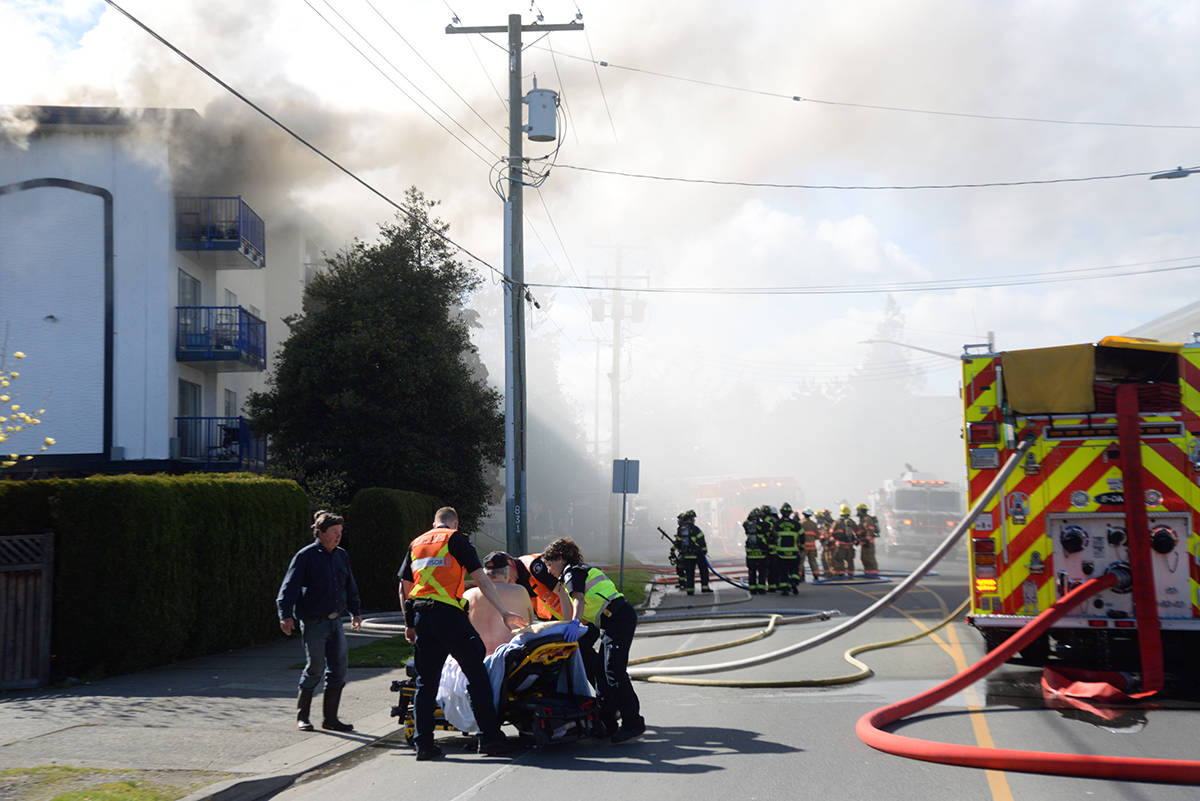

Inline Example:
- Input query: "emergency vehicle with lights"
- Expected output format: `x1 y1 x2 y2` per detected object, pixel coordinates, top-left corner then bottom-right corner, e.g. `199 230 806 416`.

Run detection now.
870 471 965 556
961 336 1200 667
687 476 804 557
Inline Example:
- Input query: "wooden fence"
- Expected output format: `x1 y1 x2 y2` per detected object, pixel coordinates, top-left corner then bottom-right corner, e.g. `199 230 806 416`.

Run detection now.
0 532 54 688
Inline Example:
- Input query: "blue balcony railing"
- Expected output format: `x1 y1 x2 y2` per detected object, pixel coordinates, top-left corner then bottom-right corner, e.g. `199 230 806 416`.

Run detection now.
175 196 266 268
176 306 266 371
175 416 266 472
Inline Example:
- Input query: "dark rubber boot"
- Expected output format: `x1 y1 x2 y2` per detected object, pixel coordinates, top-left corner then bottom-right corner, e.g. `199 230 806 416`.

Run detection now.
321 686 354 732
296 689 315 731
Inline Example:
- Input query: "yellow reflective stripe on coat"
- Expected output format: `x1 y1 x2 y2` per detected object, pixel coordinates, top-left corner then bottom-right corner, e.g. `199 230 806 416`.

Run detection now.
410 530 466 609
582 567 622 626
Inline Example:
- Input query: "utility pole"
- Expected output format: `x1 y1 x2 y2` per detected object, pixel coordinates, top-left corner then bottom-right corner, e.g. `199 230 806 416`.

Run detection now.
447 14 582 556
590 249 647 557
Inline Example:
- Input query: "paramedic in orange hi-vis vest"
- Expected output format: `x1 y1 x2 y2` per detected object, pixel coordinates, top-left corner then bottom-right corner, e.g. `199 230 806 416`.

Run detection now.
398 507 528 761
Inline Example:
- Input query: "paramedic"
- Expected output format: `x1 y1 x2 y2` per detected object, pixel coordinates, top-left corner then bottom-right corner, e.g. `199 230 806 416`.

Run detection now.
398 507 528 761
541 537 646 744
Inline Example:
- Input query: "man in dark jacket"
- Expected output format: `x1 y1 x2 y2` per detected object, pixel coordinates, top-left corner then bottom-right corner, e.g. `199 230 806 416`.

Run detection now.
277 511 363 732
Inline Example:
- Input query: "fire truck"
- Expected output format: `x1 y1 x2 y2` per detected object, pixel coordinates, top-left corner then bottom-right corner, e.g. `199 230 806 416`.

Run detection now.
870 470 965 557
687 476 804 557
961 335 1200 668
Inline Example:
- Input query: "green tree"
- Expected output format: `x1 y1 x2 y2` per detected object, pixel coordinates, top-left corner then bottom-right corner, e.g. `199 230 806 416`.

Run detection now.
247 188 504 529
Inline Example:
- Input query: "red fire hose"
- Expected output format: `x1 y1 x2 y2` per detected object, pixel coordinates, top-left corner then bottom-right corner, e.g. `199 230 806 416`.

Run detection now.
856 570 1200 783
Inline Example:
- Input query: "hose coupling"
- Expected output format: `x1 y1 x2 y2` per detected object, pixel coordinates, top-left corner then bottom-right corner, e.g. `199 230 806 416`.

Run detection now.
1104 562 1133 592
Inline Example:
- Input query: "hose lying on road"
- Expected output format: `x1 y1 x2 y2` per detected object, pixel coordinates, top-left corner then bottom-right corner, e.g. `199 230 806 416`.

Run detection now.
634 598 969 687
627 437 1033 680
856 572 1200 784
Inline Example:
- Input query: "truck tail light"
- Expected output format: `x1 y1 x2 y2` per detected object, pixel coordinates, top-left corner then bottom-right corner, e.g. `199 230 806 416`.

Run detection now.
975 578 998 593
975 553 996 566
972 538 995 553
968 421 999 443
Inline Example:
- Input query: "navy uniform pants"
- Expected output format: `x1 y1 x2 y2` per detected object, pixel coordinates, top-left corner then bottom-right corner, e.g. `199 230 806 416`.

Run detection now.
411 599 502 747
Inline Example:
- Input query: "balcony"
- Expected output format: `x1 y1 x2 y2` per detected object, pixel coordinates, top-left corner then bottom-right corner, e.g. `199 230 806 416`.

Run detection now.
175 416 266 472
176 306 266 372
175 196 266 269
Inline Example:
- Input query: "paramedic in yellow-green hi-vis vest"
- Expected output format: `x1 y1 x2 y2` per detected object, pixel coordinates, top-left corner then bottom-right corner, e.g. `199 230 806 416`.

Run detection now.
398 507 529 762
540 536 646 745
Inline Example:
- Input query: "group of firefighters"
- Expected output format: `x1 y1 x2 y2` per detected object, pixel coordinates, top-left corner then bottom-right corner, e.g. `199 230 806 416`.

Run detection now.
667 503 882 595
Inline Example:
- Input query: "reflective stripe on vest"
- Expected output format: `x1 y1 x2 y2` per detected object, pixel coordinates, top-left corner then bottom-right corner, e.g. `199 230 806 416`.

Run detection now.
409 528 466 609
581 567 622 626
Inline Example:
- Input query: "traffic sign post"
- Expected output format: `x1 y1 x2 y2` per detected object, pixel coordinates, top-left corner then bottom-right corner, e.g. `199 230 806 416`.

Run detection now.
612 458 639 591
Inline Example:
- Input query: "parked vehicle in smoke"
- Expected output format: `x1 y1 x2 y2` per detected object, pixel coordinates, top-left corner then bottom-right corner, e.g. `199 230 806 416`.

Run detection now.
869 469 965 557
685 475 804 557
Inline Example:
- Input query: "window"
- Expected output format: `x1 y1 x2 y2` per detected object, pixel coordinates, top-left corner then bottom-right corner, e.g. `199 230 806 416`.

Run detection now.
178 270 202 340
217 289 238 347
224 389 237 418
178 269 201 306
178 379 203 458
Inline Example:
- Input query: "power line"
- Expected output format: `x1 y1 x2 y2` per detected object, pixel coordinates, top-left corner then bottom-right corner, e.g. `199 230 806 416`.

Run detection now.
364 0 507 146
303 0 500 165
536 47 1200 131
525 255 1200 296
100 0 506 283
546 36 579 146
573 4 616 141
555 162 1181 191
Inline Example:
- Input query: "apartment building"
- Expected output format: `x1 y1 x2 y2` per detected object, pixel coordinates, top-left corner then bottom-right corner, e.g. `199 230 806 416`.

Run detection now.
0 105 326 475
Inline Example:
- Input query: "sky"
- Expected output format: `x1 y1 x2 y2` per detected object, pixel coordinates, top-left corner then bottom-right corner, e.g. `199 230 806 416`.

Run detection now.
6 0 1200 545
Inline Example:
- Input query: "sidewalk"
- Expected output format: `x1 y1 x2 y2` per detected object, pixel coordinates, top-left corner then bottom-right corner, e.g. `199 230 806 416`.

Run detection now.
0 628 407 801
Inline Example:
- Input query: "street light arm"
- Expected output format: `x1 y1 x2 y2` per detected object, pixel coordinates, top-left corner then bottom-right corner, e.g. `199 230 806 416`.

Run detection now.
858 339 960 360
1150 166 1198 180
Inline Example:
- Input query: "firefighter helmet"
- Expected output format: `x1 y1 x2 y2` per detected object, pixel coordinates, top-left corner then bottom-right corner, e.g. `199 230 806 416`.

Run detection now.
856 503 869 514
780 502 793 516
763 505 777 517
839 503 851 515
802 507 814 517
748 508 762 520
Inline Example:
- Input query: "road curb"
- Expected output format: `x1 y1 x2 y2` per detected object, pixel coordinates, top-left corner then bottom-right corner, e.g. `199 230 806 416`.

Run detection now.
180 709 402 801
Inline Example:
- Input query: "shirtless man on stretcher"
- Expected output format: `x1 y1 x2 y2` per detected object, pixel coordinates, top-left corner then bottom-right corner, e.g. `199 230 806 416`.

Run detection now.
465 551 536 655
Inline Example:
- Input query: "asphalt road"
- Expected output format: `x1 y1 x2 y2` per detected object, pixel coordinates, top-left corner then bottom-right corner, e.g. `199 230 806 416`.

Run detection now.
267 553 1199 801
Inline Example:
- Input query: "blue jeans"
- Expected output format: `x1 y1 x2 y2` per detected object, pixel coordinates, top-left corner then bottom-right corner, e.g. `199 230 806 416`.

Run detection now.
298 617 347 692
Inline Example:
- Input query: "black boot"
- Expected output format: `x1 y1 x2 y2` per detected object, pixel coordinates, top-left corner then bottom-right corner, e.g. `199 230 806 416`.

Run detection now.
296 689 314 731
321 686 354 732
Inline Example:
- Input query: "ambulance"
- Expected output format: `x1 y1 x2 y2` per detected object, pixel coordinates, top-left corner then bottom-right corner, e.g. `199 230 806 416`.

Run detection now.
961 336 1200 667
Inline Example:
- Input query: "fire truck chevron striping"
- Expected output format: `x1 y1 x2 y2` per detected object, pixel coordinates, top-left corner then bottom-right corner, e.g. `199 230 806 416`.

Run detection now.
962 336 1200 667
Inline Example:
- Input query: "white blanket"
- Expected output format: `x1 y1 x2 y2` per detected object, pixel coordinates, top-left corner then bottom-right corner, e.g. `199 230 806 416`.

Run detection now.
435 622 593 733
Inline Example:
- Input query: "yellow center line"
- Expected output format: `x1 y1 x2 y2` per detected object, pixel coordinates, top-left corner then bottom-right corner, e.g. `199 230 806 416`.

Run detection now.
846 584 1015 801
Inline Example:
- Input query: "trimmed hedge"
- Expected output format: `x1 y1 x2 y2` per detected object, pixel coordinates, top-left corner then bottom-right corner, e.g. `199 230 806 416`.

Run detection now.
345 487 441 610
0 474 309 680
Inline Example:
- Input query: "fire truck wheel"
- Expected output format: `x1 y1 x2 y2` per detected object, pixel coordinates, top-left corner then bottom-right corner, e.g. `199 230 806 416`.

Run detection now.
1017 633 1051 665
981 628 1017 654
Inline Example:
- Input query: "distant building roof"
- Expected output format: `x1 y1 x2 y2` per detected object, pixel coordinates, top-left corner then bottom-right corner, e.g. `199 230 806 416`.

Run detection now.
8 104 200 131
1124 299 1200 343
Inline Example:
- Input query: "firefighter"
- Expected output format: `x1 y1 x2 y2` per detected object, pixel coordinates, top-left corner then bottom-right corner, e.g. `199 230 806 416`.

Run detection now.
818 508 836 579
830 504 860 578
856 503 880 578
774 503 802 593
799 507 822 582
759 505 781 591
674 510 712 594
743 508 769 594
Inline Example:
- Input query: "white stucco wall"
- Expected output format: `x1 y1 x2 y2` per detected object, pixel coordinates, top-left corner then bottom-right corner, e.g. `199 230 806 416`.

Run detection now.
0 128 174 459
